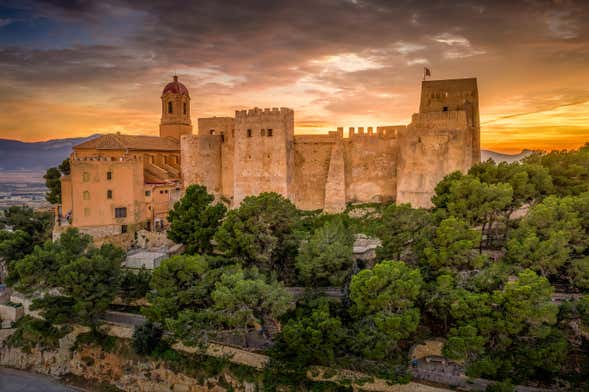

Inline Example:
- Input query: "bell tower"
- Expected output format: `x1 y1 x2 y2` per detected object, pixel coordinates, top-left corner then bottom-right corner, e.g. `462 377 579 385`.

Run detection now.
159 75 192 139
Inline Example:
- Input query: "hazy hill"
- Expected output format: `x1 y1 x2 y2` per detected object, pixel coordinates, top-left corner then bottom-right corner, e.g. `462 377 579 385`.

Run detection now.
481 149 534 163
0 135 100 171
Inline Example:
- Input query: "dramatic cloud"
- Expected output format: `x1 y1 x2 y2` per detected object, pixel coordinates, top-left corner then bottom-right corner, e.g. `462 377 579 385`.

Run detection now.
0 0 588 152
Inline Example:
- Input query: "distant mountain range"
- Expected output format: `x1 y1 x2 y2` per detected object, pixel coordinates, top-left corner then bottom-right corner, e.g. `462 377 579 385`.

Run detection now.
481 149 535 163
0 134 533 172
0 135 100 171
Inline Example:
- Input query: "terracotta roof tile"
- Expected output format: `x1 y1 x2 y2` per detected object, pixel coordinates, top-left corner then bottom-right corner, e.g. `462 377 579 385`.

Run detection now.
74 133 180 152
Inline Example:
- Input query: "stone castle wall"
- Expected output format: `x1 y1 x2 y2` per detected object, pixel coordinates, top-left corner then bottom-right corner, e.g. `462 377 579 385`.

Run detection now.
292 134 337 210
197 117 235 200
181 134 223 195
233 107 295 205
344 126 401 204
180 78 480 210
396 111 473 208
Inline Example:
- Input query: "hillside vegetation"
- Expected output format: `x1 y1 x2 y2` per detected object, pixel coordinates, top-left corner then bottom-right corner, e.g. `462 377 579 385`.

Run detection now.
3 144 589 391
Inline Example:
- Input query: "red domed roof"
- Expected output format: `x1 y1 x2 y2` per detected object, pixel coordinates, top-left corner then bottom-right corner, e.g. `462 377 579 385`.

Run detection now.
162 75 189 96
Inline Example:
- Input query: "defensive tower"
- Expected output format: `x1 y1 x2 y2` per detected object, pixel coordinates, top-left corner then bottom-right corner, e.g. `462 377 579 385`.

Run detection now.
419 78 480 162
233 107 295 205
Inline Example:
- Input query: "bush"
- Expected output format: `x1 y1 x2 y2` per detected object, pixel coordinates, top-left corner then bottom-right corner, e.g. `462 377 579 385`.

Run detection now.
132 321 164 355
119 268 151 302
6 316 70 353
74 329 117 353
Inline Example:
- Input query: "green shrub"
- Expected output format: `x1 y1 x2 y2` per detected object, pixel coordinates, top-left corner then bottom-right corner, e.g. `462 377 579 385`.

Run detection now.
74 329 117 352
6 316 70 353
132 321 163 355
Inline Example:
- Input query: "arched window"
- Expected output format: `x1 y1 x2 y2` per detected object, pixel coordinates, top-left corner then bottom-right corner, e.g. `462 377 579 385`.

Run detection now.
183 102 187 115
168 101 173 114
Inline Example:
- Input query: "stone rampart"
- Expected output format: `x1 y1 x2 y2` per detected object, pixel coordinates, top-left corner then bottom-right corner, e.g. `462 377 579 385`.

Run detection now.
344 133 398 204
396 111 473 208
292 139 334 210
181 134 223 195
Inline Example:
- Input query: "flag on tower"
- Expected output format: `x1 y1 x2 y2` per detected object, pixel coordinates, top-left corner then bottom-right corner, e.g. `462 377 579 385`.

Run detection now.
424 67 431 80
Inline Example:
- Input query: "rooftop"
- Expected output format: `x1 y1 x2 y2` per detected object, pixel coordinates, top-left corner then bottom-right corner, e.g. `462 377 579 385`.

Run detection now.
162 75 190 96
74 133 180 152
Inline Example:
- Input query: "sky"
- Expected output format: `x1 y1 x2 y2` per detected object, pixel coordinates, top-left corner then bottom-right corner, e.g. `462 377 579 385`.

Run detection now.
0 0 588 153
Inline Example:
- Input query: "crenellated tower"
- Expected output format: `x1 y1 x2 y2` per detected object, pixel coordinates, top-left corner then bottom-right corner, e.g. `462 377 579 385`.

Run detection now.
160 75 193 140
233 107 295 205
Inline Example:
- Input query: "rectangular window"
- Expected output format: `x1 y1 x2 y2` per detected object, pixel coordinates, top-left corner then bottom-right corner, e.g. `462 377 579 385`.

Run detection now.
260 129 265 137
247 129 252 137
267 129 273 137
121 225 128 234
84 207 91 217
106 171 112 180
83 191 90 200
145 191 151 197
107 190 112 199
114 207 127 218
82 172 90 182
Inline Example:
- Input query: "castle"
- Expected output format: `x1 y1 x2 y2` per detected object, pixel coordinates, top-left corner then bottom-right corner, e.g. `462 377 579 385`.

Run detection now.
57 75 480 238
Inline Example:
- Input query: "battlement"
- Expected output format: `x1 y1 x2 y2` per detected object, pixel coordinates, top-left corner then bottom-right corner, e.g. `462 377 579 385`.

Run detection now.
235 107 294 119
346 126 401 138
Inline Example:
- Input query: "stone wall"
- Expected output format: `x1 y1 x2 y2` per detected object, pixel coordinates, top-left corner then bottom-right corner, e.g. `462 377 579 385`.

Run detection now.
396 111 473 208
292 135 336 210
181 134 223 195
233 108 295 205
344 127 400 204
324 139 347 213
0 303 24 324
198 117 236 201
180 78 480 212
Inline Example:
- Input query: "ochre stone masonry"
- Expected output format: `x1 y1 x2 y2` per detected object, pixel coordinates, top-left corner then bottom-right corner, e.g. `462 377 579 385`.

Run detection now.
182 77 480 210
60 76 480 238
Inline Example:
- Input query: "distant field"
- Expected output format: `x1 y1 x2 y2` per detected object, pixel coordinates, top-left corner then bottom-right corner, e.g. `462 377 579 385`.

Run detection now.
0 170 49 210
0 170 45 184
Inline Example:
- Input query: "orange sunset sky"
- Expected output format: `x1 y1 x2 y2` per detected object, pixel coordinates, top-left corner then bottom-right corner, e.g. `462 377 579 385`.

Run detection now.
1 0 588 154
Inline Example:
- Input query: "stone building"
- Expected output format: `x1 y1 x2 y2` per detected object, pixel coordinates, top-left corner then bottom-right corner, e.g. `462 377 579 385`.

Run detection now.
58 75 480 238
56 77 189 238
183 77 480 212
